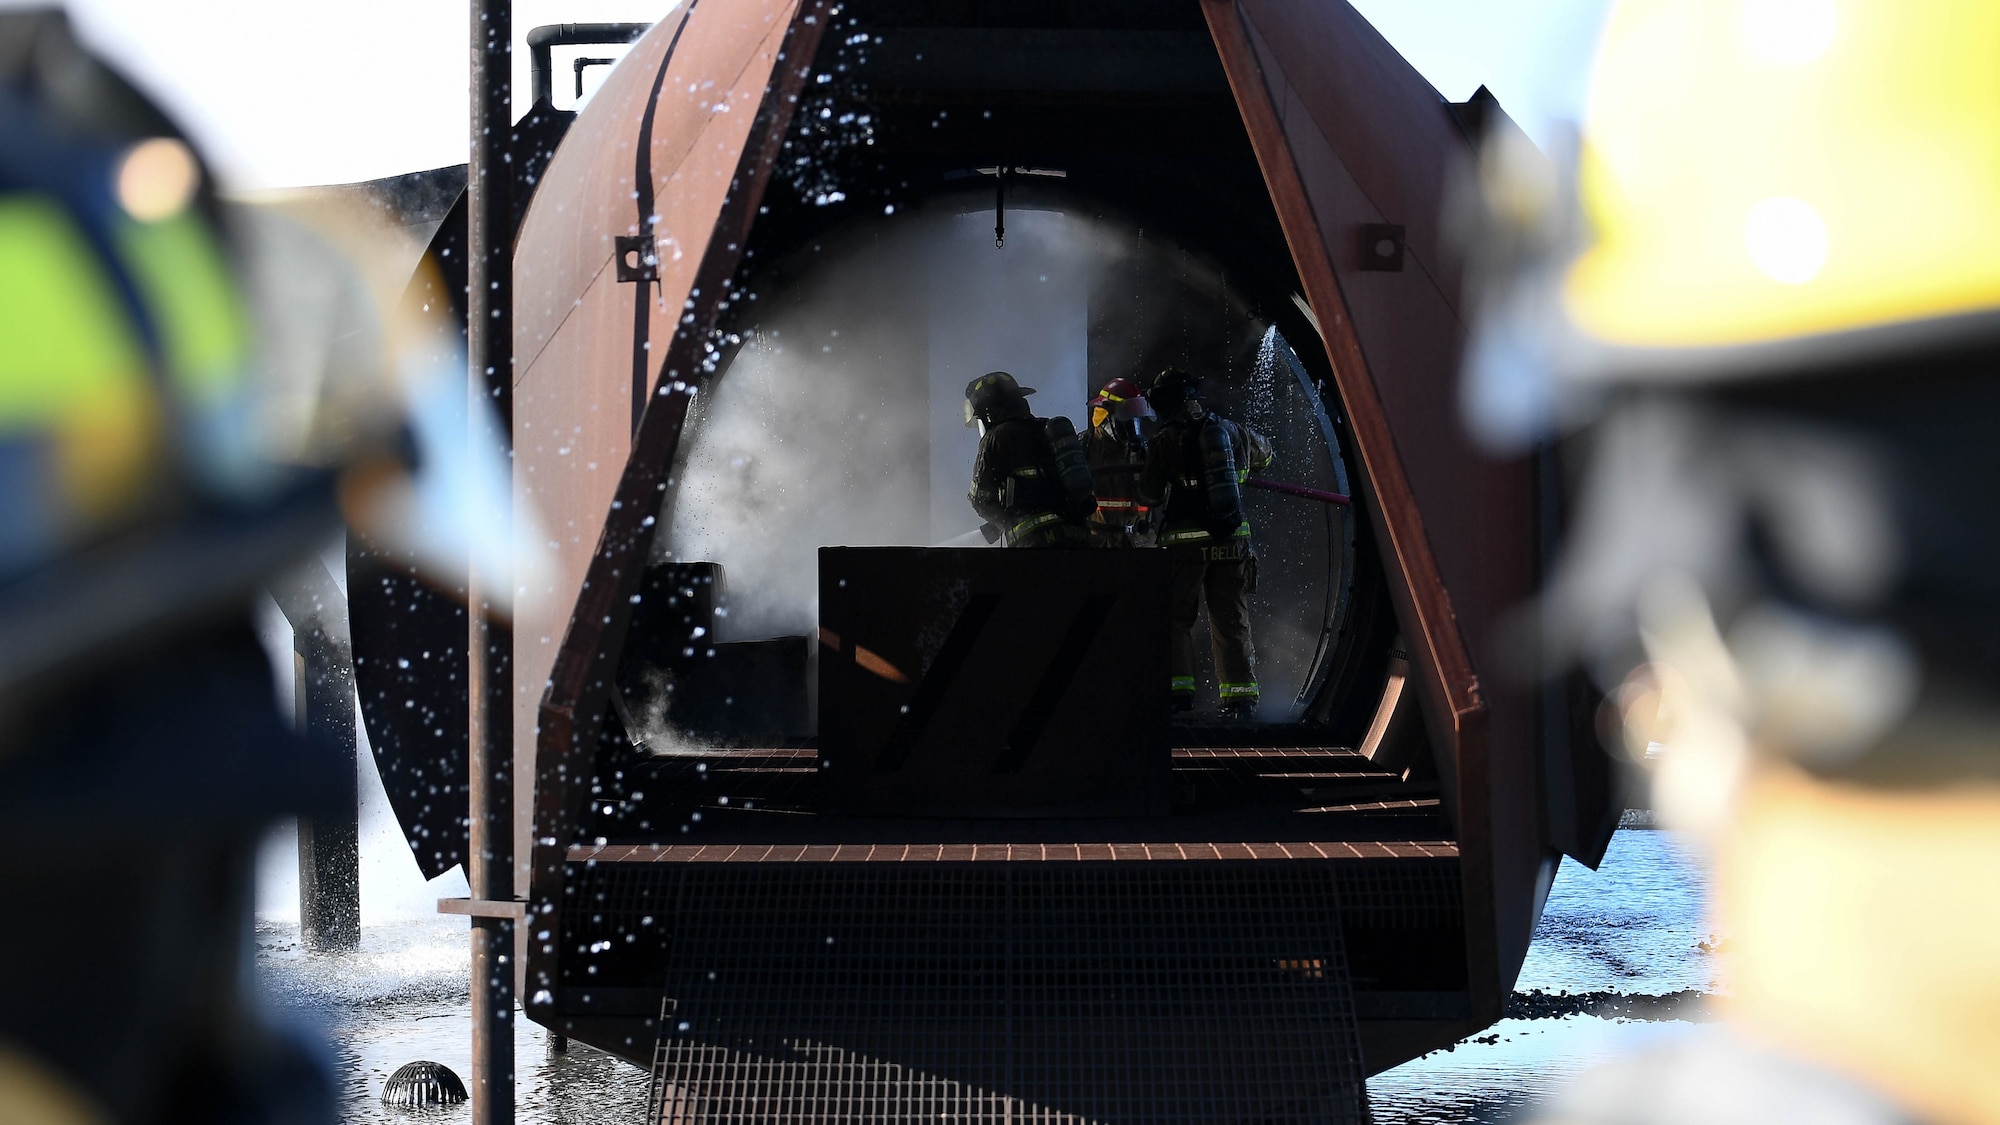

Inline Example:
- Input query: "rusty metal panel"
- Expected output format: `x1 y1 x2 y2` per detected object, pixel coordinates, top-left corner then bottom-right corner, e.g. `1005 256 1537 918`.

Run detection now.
511 1 826 890
516 5 830 1028
1233 2 1537 660
1202 0 1547 1014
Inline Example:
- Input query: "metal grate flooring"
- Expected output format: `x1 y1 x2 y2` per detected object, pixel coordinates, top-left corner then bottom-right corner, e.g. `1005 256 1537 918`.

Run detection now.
557 733 1452 1119
641 864 1370 1124
573 839 1455 863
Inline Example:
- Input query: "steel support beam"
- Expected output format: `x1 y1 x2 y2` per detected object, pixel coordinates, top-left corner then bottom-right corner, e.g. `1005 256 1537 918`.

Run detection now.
269 557 360 952
467 1 515 1123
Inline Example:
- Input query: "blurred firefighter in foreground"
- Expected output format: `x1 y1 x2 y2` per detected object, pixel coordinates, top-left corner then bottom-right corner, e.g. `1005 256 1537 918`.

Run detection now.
1460 2 2000 1122
1080 376 1155 547
0 17 338 1122
1138 367 1273 717
965 370 1095 548
0 11 517 1122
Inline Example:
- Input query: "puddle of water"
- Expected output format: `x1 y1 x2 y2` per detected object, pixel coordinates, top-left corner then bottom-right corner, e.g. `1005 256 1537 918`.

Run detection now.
1368 1015 1701 1124
1364 827 1716 1122
257 918 650 1123
1516 829 1714 996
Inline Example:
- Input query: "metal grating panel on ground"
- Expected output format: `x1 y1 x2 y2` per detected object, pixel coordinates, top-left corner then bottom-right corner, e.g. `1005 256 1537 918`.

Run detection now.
1332 859 1462 929
640 864 1369 1124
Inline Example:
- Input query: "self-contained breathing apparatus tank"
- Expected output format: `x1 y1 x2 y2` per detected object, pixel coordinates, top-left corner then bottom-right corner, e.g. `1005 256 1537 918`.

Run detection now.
1045 415 1099 521
1198 414 1245 536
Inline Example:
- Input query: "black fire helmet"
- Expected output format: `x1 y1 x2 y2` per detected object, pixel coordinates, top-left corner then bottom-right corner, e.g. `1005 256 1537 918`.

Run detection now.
1145 367 1201 418
963 370 1036 427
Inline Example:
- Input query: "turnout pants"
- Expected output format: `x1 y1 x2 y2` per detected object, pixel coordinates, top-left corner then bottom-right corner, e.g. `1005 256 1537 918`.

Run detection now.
1168 541 1258 706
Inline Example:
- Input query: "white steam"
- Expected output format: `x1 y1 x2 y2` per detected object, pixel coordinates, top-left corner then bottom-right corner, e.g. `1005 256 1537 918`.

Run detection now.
660 205 1111 641
655 198 1346 718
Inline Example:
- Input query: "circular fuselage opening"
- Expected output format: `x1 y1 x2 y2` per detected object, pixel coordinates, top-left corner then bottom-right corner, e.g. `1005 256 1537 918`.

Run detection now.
651 183 1360 726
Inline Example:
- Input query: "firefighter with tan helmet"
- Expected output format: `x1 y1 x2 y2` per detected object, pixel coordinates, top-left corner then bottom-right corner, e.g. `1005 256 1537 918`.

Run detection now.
1137 367 1273 717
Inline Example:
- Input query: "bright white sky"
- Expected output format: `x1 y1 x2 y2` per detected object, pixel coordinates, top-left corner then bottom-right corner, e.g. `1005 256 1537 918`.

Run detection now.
3 0 1612 190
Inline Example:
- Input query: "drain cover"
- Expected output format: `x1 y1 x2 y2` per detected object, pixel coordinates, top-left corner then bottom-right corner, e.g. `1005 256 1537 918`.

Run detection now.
381 1060 467 1107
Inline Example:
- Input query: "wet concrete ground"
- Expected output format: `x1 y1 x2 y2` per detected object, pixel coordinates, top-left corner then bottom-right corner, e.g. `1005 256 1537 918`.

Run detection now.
1367 828 1714 1123
256 828 1710 1123
256 919 651 1122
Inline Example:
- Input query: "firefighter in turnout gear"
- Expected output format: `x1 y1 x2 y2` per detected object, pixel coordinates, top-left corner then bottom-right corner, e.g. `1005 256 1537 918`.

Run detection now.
1137 368 1273 716
0 13 349 1120
965 371 1093 548
1473 4 2000 1122
0 16 525 1121
1082 377 1155 547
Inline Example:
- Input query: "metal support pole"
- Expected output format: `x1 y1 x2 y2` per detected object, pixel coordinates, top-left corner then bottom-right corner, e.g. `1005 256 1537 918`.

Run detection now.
467 1 515 1123
269 558 360 952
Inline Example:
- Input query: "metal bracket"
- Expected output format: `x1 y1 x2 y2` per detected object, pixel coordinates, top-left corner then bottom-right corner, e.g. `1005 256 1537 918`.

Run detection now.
1359 223 1406 271
438 897 530 921
615 234 659 282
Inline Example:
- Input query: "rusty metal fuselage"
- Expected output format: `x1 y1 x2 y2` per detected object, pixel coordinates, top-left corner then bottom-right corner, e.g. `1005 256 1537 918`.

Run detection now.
481 0 1619 1105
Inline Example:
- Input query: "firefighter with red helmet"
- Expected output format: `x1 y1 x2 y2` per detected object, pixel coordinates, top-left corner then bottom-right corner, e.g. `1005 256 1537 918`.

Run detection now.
1137 368 1273 717
1081 376 1154 547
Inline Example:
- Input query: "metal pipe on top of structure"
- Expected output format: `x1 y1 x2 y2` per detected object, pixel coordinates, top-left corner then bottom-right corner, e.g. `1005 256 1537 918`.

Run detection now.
526 22 650 106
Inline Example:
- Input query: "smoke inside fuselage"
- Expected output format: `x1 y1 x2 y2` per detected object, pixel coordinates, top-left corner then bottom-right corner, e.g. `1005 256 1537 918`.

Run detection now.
656 200 1342 718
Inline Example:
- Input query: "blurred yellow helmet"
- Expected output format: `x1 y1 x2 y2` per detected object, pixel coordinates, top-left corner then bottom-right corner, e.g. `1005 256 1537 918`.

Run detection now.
1564 0 2000 377
1495 0 2000 796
